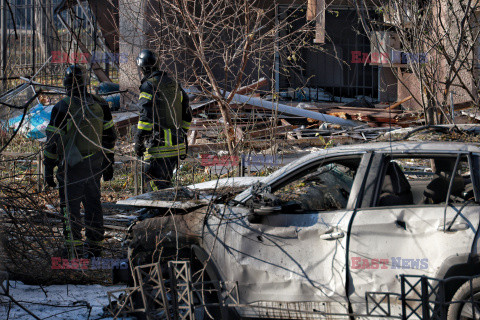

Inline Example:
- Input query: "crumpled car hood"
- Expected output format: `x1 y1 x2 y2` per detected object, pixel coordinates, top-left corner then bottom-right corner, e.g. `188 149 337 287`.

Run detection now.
117 176 264 209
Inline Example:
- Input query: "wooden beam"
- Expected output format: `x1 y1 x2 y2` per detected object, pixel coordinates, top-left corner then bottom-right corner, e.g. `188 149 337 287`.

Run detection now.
386 95 412 110
189 136 356 152
247 125 296 139
281 119 297 140
314 0 325 44
236 77 268 95
187 129 197 145
307 0 316 21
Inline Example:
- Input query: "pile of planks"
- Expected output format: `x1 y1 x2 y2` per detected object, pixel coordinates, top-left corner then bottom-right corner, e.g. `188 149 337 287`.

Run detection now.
185 80 416 151
112 79 418 151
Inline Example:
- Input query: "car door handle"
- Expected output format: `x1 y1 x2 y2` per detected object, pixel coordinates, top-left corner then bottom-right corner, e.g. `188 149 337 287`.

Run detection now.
437 222 469 232
320 231 345 240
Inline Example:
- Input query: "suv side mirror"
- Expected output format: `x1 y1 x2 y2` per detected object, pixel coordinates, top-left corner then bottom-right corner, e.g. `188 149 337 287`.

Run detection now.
247 203 282 224
247 183 282 223
253 204 282 215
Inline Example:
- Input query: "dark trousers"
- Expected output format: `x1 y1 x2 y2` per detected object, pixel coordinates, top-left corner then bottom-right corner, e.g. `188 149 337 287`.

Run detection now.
144 157 178 191
57 152 104 244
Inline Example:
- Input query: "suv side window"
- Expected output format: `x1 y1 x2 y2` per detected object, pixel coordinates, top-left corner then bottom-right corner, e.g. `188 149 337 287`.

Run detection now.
375 155 473 207
272 158 360 212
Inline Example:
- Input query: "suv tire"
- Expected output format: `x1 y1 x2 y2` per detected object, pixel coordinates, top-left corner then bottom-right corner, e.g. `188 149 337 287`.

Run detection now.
447 277 480 320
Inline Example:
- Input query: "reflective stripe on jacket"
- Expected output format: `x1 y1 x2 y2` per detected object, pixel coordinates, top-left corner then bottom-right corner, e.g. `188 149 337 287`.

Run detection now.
144 142 186 159
136 71 186 158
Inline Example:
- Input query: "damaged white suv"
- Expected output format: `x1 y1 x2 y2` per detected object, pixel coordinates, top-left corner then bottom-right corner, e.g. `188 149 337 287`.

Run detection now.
121 141 480 320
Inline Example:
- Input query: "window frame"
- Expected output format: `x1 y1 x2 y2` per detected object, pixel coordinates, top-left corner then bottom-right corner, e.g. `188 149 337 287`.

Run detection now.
244 152 368 212
272 161 359 212
368 152 478 209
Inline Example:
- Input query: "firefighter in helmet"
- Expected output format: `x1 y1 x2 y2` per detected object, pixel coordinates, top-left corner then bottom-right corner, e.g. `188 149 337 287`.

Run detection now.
134 49 192 191
44 65 116 258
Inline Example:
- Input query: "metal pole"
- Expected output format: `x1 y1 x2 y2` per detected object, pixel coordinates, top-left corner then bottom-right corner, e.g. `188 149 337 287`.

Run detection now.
229 91 358 126
37 153 42 192
32 0 36 76
438 280 446 320
450 91 455 123
134 159 138 195
1 0 7 90
140 160 144 194
400 275 406 320
421 276 430 319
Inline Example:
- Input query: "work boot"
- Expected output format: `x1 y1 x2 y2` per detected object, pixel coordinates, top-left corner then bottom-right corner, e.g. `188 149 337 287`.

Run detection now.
83 240 103 258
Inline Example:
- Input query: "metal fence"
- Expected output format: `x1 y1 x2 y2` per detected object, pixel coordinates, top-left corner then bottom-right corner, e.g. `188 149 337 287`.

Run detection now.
278 6 379 100
0 0 116 92
108 260 480 320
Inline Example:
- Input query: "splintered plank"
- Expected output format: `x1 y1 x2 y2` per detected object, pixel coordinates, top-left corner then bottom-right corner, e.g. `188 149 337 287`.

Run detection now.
247 125 296 139
314 0 325 44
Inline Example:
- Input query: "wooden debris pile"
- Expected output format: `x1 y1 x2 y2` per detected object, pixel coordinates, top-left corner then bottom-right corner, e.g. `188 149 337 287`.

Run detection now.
110 78 419 151
184 80 417 151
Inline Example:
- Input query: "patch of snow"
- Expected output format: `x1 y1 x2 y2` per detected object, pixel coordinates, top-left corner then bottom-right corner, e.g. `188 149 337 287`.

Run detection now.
0 281 128 320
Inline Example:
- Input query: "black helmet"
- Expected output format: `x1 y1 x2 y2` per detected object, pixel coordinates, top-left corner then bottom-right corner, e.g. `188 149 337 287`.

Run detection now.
136 49 157 75
63 65 88 91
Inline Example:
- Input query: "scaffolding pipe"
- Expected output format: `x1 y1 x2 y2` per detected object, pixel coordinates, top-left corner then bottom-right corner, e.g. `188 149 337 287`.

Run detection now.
230 93 358 127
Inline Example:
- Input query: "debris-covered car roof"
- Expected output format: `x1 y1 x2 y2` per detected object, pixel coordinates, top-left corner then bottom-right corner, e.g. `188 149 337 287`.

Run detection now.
118 141 480 209
234 141 480 201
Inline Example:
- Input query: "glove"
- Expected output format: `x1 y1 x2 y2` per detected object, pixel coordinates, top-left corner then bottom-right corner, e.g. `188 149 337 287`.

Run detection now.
134 130 147 158
179 131 188 160
44 166 56 188
103 164 114 181
134 142 145 158
102 154 114 181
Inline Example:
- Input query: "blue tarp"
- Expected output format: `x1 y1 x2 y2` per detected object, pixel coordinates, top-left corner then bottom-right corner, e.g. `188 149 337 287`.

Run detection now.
4 82 121 140
7 104 53 140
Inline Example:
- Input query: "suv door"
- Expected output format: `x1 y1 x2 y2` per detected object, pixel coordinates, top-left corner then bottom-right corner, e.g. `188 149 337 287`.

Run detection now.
202 152 372 318
348 152 480 317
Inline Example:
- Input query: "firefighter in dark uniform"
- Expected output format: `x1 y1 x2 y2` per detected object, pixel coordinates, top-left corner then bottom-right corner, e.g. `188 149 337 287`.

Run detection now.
134 49 192 191
44 65 116 258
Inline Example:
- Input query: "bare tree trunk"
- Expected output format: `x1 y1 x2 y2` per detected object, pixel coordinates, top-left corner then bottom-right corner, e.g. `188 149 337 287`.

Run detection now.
117 0 319 155
353 0 480 125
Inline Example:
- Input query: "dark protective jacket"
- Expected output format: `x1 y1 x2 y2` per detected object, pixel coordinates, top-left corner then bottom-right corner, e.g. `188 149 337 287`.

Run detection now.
44 93 116 168
136 70 192 159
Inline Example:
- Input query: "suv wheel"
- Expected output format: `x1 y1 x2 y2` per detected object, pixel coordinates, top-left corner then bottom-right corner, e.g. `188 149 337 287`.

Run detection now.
447 277 480 320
